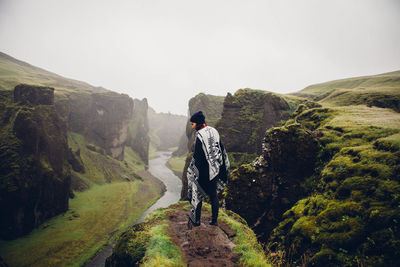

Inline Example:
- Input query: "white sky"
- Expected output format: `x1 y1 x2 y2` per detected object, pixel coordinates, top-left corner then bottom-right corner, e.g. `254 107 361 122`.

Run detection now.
0 0 399 115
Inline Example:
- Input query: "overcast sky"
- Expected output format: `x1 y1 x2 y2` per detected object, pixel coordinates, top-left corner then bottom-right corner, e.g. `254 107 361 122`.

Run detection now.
0 0 399 115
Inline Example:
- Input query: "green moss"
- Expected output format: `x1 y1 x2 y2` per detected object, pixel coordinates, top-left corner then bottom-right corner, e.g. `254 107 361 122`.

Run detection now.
217 88 290 155
142 224 184 266
293 107 335 130
374 133 400 152
111 223 151 266
309 248 340 266
227 152 258 170
188 93 225 127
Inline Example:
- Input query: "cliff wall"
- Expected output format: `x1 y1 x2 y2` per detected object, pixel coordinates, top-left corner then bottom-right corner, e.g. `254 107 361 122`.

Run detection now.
127 98 150 166
0 85 71 239
216 89 291 155
56 91 133 161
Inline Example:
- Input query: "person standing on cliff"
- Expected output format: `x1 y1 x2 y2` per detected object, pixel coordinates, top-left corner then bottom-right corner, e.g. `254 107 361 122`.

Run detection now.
187 111 230 228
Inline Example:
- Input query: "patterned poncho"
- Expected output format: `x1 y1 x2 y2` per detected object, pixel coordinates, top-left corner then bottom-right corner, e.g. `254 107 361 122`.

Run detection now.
187 126 230 224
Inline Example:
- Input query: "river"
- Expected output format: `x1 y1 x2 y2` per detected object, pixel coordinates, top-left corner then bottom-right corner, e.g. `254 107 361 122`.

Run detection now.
85 151 182 266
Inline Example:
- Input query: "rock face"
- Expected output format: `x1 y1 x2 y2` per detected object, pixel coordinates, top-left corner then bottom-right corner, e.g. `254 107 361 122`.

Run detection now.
0 85 71 239
127 99 150 166
14 84 54 105
56 91 134 160
180 93 225 200
216 89 291 155
86 92 133 160
225 122 320 242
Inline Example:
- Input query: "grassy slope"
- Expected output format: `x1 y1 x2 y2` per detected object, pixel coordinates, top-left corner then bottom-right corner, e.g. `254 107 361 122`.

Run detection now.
292 70 400 111
68 131 145 185
166 155 186 175
0 52 106 95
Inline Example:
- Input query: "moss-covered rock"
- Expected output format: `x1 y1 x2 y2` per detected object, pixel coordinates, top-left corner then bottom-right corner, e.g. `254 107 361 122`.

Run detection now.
267 105 400 266
13 84 54 106
0 85 71 239
105 223 150 267
225 122 320 242
216 89 291 155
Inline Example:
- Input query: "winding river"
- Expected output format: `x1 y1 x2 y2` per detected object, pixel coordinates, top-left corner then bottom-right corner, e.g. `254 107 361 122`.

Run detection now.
86 151 182 266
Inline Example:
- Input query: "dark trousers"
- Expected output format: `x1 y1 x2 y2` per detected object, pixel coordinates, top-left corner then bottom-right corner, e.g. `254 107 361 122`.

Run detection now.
195 178 219 223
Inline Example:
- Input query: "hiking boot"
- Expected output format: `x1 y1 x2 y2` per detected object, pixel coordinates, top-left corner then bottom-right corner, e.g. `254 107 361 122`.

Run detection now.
187 217 200 229
209 220 218 226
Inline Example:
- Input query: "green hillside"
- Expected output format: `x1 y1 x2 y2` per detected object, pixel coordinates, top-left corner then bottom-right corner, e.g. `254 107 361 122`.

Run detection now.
293 71 400 112
0 52 107 95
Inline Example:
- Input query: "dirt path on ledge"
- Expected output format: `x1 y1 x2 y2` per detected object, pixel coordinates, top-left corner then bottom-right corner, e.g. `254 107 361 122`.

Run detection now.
166 207 241 267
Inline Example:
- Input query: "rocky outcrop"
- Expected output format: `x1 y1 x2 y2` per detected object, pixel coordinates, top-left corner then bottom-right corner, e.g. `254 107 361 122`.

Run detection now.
216 89 291 155
106 202 268 266
56 91 134 160
225 122 320 242
0 85 71 239
14 84 54 105
127 99 150 166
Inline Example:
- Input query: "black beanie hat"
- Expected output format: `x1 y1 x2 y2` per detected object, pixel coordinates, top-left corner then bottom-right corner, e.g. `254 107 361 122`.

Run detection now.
190 111 205 124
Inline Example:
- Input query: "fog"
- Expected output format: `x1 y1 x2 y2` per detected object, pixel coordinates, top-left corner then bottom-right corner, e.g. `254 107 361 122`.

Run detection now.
0 0 399 115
